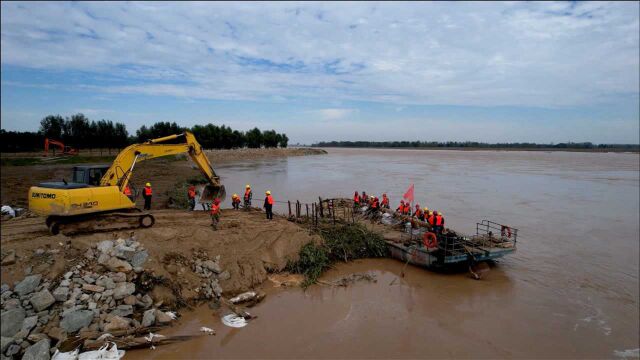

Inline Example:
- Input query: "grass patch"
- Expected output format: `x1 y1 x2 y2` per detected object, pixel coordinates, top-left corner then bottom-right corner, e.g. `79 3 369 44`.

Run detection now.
286 223 388 287
0 158 43 166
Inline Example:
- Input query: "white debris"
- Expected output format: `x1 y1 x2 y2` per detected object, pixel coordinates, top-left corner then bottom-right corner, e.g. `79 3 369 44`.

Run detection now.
1 205 15 218
229 291 257 304
200 326 215 335
77 343 125 360
144 332 166 350
614 348 640 358
52 349 79 360
221 314 248 328
164 311 177 320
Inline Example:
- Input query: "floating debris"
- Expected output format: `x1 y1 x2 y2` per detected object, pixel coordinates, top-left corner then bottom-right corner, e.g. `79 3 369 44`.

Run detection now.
221 314 248 328
200 326 216 335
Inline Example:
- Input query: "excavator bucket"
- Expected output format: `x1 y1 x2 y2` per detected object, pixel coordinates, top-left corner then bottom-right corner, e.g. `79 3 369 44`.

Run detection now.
201 184 226 202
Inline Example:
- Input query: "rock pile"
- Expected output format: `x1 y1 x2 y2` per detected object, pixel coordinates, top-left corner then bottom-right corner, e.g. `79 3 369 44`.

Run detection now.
0 237 176 359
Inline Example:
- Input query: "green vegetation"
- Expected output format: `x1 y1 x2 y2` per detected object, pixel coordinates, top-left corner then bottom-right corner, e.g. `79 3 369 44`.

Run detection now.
0 158 43 166
312 140 640 151
287 223 388 287
0 155 116 167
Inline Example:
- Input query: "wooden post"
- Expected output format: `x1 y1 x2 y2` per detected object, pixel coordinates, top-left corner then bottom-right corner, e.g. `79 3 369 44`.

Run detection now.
318 197 324 218
331 200 336 225
306 204 309 219
288 201 292 217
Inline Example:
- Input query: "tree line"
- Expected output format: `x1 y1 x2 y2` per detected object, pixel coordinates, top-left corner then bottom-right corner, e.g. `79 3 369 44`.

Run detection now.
1 114 288 152
311 140 639 151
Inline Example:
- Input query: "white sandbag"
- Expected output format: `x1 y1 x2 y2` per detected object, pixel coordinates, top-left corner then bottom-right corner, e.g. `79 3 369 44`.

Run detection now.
229 291 257 304
1 205 15 218
221 314 247 328
52 349 79 360
77 343 125 360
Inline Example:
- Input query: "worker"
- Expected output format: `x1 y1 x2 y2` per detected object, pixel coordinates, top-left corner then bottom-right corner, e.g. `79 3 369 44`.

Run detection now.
396 200 405 214
353 191 360 208
435 211 445 234
404 202 411 215
187 185 197 211
428 211 436 227
264 190 274 220
381 193 390 209
210 198 221 230
142 182 152 210
231 193 241 210
123 185 134 202
361 191 367 204
244 184 252 210
422 207 429 221
414 204 423 220
367 196 379 217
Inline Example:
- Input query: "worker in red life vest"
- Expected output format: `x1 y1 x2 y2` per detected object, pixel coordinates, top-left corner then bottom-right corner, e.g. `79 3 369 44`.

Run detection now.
123 185 134 202
435 211 445 234
381 194 390 209
403 202 411 215
187 185 197 211
264 190 274 220
142 182 152 210
361 191 367 204
210 198 221 229
396 200 405 214
231 193 241 210
244 184 252 210
413 204 423 219
428 211 436 227
353 191 360 208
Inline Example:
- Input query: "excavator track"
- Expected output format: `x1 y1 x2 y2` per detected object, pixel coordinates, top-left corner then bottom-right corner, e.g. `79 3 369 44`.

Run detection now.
47 210 155 236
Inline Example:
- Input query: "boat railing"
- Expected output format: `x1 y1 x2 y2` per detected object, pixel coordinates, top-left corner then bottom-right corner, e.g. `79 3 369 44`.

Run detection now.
471 220 518 248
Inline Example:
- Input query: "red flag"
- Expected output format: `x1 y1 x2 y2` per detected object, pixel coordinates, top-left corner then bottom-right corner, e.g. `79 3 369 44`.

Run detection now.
402 183 414 203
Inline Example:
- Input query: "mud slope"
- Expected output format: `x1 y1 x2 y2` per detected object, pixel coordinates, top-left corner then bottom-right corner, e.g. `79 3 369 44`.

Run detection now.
1 209 320 296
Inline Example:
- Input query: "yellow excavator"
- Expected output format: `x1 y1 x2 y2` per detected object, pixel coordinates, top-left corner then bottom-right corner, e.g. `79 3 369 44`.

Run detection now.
28 132 225 235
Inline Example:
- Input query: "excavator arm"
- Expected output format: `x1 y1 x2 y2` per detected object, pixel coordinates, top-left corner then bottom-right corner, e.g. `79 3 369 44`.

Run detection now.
100 132 225 200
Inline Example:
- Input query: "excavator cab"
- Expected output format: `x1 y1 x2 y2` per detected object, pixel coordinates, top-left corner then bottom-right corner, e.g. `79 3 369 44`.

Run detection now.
72 165 110 186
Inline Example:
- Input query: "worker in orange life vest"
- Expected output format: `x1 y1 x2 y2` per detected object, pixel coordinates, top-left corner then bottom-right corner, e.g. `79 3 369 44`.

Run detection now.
402 202 411 215
123 185 134 202
142 182 152 210
396 200 405 214
187 185 197 211
231 193 241 210
381 194 390 209
434 211 445 234
353 191 360 208
243 184 253 210
413 204 423 220
264 190 274 220
210 198 221 229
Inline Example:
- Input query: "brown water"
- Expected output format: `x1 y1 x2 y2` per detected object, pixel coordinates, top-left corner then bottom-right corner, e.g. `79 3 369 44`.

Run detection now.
131 148 640 358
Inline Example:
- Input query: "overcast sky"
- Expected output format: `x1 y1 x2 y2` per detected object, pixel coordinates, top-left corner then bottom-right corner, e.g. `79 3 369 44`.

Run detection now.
1 1 638 144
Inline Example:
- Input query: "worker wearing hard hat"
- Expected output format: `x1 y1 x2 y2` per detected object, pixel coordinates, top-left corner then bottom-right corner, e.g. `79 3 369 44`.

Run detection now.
231 193 241 210
143 182 153 210
421 207 429 222
435 211 445 234
381 193 390 209
244 184 253 210
413 204 423 220
264 190 274 220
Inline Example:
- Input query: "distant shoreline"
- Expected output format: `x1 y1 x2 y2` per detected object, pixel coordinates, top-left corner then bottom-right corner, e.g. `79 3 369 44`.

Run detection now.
304 146 639 154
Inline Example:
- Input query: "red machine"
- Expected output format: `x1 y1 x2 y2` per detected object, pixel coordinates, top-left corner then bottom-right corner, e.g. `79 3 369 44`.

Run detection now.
44 138 78 156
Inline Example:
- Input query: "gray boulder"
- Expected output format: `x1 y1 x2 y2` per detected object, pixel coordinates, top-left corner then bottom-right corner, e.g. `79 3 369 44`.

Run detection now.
0 308 25 337
59 310 93 334
202 260 222 274
21 316 38 334
14 275 42 296
95 276 115 290
141 309 155 327
30 290 55 312
130 250 149 268
21 338 50 360
113 282 135 300
110 305 132 318
1 336 12 354
52 287 68 302
96 240 114 253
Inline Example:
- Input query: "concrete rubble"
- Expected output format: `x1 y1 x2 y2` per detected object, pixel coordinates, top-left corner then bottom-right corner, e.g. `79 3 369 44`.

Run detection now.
0 236 229 359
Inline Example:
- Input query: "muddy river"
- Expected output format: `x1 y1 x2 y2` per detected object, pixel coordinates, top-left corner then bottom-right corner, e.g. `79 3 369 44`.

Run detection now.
134 148 640 358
